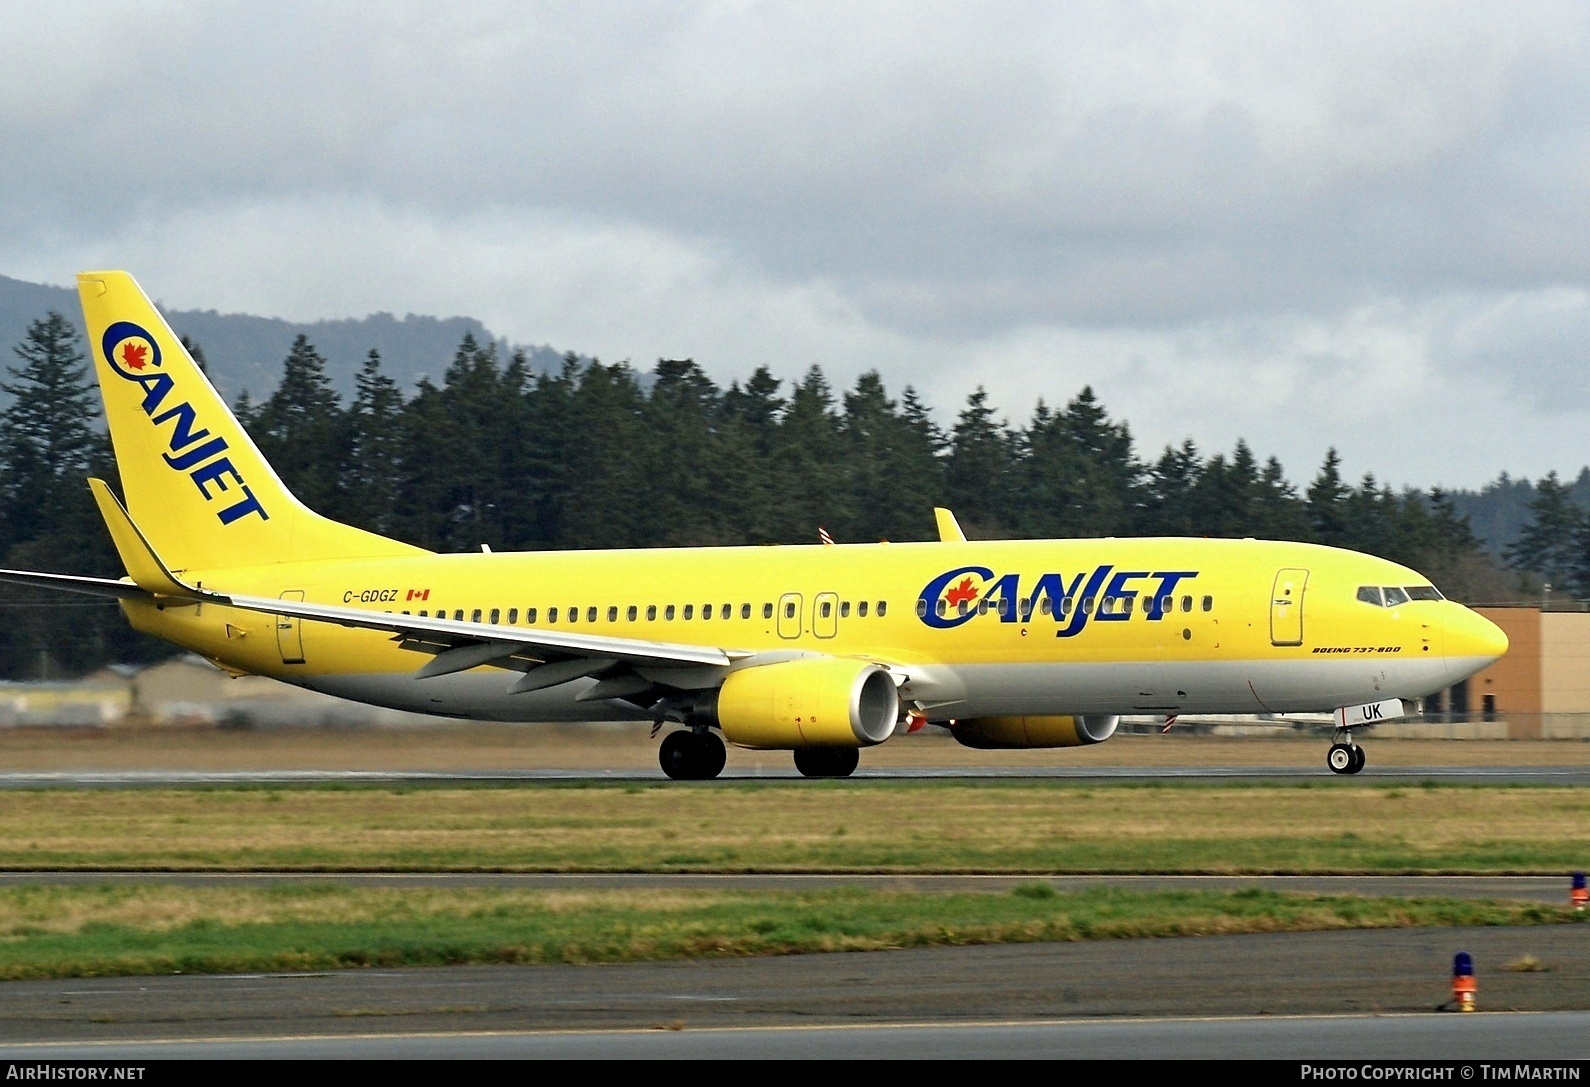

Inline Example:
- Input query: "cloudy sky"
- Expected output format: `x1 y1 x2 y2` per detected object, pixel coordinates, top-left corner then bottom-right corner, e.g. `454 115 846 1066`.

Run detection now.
4 1 1590 489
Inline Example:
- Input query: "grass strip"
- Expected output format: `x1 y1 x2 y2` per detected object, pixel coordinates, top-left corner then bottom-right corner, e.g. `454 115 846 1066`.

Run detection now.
0 883 1578 980
0 782 1586 873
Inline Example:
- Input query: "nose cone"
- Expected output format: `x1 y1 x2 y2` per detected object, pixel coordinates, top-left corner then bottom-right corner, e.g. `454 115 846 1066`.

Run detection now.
1445 605 1508 682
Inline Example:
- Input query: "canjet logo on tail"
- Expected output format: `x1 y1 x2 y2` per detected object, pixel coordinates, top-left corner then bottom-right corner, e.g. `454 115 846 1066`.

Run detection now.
917 565 1199 637
100 321 269 526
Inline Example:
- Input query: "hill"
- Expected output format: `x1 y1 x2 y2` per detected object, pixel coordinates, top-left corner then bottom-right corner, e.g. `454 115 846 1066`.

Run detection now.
0 274 567 402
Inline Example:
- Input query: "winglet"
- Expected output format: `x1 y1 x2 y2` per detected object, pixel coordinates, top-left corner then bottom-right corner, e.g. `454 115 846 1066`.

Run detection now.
934 507 967 543
88 478 207 599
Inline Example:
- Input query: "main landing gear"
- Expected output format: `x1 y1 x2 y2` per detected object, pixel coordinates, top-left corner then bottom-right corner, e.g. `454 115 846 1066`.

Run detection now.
659 729 727 780
793 747 859 779
1327 732 1366 775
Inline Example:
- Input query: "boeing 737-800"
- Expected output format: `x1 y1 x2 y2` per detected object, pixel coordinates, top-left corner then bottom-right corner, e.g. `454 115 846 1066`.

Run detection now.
0 272 1508 779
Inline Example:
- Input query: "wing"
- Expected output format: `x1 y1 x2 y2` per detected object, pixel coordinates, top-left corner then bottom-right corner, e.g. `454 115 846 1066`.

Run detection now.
0 481 742 697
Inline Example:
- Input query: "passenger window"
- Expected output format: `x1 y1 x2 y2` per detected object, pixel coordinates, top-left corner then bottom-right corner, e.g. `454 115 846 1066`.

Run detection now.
418 609 428 617
628 606 638 621
936 599 947 617
666 605 676 620
1060 597 1072 616
1100 598 1114 616
684 604 694 620
586 607 596 623
821 601 832 618
1356 586 1384 607
877 601 887 617
721 604 731 619
976 598 988 616
453 610 464 621
917 599 928 617
1122 597 1134 616
607 606 618 622
647 605 657 621
1383 587 1410 607
489 608 499 624
549 607 559 623
1082 597 1095 614
508 608 518 624
1181 595 1192 613
840 601 851 618
785 601 797 619
858 601 869 617
763 603 774 619
702 604 712 621
1039 598 1052 616
568 607 578 624
470 609 481 623
1201 596 1213 612
526 607 537 623
741 603 751 619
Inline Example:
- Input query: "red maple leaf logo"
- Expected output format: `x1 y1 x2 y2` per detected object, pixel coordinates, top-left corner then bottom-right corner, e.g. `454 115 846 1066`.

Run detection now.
121 342 148 370
945 577 979 608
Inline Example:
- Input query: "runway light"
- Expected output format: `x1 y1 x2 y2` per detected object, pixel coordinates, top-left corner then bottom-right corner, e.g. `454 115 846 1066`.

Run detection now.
1452 952 1476 1013
1573 872 1587 913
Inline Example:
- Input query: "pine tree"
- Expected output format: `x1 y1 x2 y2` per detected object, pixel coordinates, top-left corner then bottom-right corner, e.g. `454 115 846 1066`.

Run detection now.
1142 439 1203 536
944 387 1012 537
250 336 345 515
770 366 844 543
0 314 129 675
1508 471 1584 592
1306 449 1351 547
341 349 404 535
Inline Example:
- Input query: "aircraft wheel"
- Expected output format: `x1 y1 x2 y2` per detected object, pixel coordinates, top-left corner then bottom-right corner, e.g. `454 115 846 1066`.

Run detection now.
1327 742 1356 775
793 747 860 778
699 730 727 779
660 730 725 780
1348 745 1366 775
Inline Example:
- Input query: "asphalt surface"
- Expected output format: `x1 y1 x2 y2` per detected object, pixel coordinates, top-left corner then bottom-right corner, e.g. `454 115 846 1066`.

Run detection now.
0 873 1576 902
1 765 1587 786
3 1013 1588 1059
1 926 1587 1058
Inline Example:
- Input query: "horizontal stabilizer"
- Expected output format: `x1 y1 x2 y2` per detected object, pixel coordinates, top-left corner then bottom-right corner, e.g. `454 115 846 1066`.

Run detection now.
88 478 203 599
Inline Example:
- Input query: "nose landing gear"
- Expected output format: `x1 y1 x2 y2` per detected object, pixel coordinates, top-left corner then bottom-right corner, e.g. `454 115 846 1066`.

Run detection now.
1327 732 1365 775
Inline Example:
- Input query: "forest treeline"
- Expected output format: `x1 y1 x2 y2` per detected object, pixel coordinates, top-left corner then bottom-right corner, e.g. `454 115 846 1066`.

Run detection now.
0 312 1577 677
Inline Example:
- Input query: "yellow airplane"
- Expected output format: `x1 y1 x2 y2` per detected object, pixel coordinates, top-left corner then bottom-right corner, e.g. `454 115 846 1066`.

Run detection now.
0 272 1509 779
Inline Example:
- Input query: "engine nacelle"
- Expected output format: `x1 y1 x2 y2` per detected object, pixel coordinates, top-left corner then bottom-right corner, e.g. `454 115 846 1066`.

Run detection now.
715 658 899 749
950 714 1119 749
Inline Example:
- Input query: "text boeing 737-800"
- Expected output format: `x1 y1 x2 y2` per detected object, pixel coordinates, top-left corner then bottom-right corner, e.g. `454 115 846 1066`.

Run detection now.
0 272 1508 779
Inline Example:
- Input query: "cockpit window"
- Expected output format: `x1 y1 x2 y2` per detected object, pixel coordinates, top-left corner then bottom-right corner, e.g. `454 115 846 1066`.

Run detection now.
1356 586 1384 607
1382 586 1411 607
1405 585 1443 601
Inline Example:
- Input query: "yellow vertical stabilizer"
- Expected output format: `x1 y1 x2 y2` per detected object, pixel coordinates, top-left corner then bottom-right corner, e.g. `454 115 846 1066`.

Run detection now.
76 271 427 572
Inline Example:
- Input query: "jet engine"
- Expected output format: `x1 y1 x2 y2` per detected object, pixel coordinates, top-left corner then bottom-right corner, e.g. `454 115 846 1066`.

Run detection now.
710 657 899 749
950 714 1120 749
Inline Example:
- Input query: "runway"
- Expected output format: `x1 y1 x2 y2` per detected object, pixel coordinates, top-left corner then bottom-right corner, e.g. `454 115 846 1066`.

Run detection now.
4 1013 1588 1059
0 926 1586 1058
0 873 1574 903
1 764 1587 786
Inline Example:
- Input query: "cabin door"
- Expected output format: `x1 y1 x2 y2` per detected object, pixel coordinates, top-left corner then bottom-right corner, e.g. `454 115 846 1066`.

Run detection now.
1269 569 1308 647
276 590 307 664
777 593 803 639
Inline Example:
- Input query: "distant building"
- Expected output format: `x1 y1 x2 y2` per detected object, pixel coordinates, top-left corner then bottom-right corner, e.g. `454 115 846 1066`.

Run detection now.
1427 607 1590 738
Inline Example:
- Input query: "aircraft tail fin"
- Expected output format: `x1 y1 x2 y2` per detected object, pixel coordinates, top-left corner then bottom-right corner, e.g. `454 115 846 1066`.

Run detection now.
76 271 426 572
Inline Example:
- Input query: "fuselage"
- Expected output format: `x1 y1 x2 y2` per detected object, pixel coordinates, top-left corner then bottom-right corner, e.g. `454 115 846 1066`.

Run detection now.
125 535 1508 724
